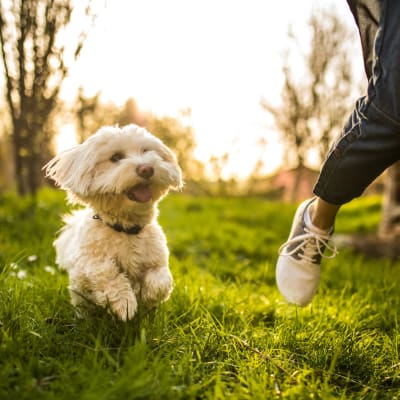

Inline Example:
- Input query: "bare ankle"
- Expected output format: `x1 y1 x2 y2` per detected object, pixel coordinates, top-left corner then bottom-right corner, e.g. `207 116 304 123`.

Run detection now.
309 198 340 231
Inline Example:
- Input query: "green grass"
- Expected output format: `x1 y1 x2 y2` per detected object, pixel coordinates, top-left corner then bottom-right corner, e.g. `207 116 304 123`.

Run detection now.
1 189 400 399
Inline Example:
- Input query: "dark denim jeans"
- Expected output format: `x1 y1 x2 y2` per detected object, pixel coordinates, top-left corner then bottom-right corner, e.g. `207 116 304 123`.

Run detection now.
314 0 400 204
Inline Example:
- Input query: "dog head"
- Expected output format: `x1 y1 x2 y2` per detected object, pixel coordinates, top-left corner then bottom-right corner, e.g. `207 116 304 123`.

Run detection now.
45 124 183 208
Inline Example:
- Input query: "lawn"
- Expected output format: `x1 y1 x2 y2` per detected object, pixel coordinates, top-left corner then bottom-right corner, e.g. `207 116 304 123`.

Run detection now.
0 190 399 399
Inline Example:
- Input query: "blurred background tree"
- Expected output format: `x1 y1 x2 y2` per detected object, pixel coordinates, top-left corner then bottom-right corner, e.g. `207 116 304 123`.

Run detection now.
380 162 400 241
146 110 204 182
0 101 13 192
0 0 94 195
261 7 362 202
116 97 147 128
73 87 120 143
73 92 205 184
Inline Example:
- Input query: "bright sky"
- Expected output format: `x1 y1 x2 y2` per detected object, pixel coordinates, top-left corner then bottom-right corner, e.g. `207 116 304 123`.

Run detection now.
60 0 361 178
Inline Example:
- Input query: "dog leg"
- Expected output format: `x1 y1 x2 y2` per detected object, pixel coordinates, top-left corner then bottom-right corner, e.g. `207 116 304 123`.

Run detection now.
69 271 137 321
141 266 173 309
96 276 137 321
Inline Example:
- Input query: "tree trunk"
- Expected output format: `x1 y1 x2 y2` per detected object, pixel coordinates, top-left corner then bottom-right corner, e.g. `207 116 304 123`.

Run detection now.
12 126 24 195
335 162 400 259
290 162 306 203
379 161 400 239
12 119 41 196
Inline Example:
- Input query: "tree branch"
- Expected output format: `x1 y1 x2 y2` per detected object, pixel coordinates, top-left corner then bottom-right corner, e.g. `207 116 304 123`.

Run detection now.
0 7 17 125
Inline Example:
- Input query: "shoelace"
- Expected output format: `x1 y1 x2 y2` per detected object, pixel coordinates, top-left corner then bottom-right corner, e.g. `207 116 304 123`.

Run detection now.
279 227 338 264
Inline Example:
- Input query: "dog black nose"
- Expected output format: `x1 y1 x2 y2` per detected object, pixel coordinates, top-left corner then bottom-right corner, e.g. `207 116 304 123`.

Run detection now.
136 164 154 179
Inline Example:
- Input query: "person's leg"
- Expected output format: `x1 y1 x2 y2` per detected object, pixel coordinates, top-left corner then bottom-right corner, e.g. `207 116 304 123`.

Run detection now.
276 197 338 306
276 0 400 306
309 198 341 231
315 0 400 205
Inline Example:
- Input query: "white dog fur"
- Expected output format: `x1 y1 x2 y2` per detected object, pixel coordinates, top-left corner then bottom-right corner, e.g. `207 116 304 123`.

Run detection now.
45 124 182 321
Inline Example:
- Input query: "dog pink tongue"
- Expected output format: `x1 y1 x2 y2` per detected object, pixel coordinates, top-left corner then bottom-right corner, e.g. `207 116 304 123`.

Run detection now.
127 184 152 203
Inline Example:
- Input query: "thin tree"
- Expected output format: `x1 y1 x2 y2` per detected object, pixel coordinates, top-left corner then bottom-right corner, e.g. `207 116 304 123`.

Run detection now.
0 0 94 195
380 162 400 242
261 8 359 202
73 87 114 143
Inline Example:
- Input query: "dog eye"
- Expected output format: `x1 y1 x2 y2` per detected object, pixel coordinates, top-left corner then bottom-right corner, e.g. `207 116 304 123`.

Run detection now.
110 152 124 162
142 148 149 154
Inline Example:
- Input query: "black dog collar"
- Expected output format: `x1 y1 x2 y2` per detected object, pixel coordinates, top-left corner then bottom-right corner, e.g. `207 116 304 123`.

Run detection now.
93 214 142 235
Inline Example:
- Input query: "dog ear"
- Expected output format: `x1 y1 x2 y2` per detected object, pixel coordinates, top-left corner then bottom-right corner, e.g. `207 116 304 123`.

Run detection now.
169 160 183 191
44 143 93 197
161 145 183 190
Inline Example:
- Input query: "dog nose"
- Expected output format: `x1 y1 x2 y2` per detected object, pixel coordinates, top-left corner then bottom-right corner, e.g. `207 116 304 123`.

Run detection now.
136 164 154 179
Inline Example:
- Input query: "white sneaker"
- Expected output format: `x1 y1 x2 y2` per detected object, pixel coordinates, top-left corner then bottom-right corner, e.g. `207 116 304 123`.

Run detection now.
276 198 338 306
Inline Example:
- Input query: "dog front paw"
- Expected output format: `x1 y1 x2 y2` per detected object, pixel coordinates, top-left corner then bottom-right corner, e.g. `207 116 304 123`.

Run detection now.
141 267 173 308
109 291 138 321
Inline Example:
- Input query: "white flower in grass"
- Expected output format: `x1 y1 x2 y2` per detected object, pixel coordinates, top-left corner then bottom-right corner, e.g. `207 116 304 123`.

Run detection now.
44 265 56 275
17 270 27 279
10 262 18 270
27 255 38 262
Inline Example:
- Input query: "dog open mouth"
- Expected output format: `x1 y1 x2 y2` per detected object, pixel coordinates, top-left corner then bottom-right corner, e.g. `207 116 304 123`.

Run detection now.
125 184 153 203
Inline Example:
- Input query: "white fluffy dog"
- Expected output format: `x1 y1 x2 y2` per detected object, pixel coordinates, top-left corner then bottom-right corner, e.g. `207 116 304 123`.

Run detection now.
45 124 182 321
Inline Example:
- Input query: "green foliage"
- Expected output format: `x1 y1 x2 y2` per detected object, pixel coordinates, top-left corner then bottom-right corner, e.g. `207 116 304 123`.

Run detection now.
1 191 399 399
72 95 204 182
146 113 203 181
